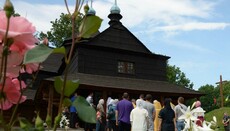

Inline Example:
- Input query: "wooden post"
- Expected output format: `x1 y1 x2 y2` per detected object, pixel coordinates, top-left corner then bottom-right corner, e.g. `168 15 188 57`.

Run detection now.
220 75 224 108
160 96 164 105
47 84 54 125
216 75 227 108
103 90 107 112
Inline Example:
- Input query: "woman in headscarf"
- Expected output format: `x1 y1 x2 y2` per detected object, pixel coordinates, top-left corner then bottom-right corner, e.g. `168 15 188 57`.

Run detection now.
130 99 149 131
107 99 118 131
158 98 176 131
96 99 105 131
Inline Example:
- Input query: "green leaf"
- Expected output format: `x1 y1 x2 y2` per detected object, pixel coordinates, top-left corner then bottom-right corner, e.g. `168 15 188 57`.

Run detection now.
79 15 102 38
18 117 33 130
23 44 53 64
54 76 80 97
52 46 66 54
63 97 72 107
73 96 96 123
54 76 62 95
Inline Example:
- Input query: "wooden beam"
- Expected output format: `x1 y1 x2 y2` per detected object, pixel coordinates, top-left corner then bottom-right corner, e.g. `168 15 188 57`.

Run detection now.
47 84 54 126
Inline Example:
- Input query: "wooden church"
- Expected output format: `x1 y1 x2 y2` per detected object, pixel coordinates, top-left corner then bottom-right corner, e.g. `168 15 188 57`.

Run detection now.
16 0 203 122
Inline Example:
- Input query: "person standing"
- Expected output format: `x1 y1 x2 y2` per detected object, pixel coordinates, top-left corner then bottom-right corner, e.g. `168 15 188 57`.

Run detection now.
86 92 94 107
130 99 149 131
107 99 118 131
131 98 136 108
96 99 106 131
193 100 205 127
69 92 79 128
85 92 94 131
139 94 145 101
158 98 176 131
116 92 133 131
106 97 112 131
222 112 230 131
143 94 156 131
153 100 162 131
174 97 187 131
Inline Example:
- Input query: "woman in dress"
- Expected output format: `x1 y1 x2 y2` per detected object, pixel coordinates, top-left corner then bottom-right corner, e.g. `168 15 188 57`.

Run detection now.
158 98 176 131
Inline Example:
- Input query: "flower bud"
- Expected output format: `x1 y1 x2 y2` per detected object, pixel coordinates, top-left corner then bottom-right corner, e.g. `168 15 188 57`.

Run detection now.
84 4 89 14
45 114 52 127
35 114 43 128
54 114 61 125
4 0 14 18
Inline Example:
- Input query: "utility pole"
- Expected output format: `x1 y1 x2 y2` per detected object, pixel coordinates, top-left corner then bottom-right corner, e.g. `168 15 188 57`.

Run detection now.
216 75 227 108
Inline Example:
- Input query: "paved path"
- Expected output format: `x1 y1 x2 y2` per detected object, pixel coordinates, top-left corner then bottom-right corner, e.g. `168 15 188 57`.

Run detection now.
0 127 85 131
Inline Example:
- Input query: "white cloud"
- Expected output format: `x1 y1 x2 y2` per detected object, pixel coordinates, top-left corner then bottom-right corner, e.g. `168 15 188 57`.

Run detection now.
153 22 230 32
1 0 228 33
112 0 217 30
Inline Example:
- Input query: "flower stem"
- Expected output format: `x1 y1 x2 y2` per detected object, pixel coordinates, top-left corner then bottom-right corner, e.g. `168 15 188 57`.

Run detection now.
0 12 11 116
53 1 81 130
8 74 23 127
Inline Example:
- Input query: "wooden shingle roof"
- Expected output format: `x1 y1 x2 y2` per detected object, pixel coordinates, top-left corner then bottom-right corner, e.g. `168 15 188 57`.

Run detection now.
85 23 152 54
45 73 203 97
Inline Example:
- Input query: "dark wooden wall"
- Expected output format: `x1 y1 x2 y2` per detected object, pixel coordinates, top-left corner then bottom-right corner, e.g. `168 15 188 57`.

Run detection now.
69 46 167 81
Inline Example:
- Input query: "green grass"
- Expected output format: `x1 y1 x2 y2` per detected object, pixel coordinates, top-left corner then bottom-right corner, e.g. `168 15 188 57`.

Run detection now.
205 107 230 130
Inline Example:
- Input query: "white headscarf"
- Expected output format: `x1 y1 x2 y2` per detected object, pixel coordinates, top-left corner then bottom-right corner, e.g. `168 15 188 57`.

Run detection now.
97 99 105 113
106 97 112 112
109 99 114 105
114 99 119 104
136 99 143 109
99 99 104 105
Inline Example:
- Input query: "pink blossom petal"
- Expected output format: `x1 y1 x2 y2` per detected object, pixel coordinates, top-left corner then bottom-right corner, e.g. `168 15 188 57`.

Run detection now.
0 10 37 55
12 79 26 90
3 78 26 104
0 11 7 29
0 100 13 110
7 51 23 66
5 86 21 104
6 66 21 78
25 63 39 74
9 16 36 33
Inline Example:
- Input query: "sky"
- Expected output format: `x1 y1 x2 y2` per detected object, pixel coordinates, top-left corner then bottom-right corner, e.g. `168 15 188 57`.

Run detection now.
1 0 230 90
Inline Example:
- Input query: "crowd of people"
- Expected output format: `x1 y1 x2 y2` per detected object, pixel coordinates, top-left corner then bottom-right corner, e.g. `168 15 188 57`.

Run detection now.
62 92 207 131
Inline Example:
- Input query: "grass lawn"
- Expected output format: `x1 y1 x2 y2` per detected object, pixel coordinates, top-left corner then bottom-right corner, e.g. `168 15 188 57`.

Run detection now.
205 107 230 130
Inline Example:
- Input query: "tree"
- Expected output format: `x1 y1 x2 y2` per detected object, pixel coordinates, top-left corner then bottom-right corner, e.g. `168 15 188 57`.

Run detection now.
166 64 194 89
39 13 84 47
217 81 230 107
198 84 218 112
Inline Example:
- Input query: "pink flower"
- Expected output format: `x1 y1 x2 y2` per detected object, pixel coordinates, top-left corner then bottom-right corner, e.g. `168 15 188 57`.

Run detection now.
20 63 40 74
0 77 26 110
0 48 23 78
0 10 38 55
